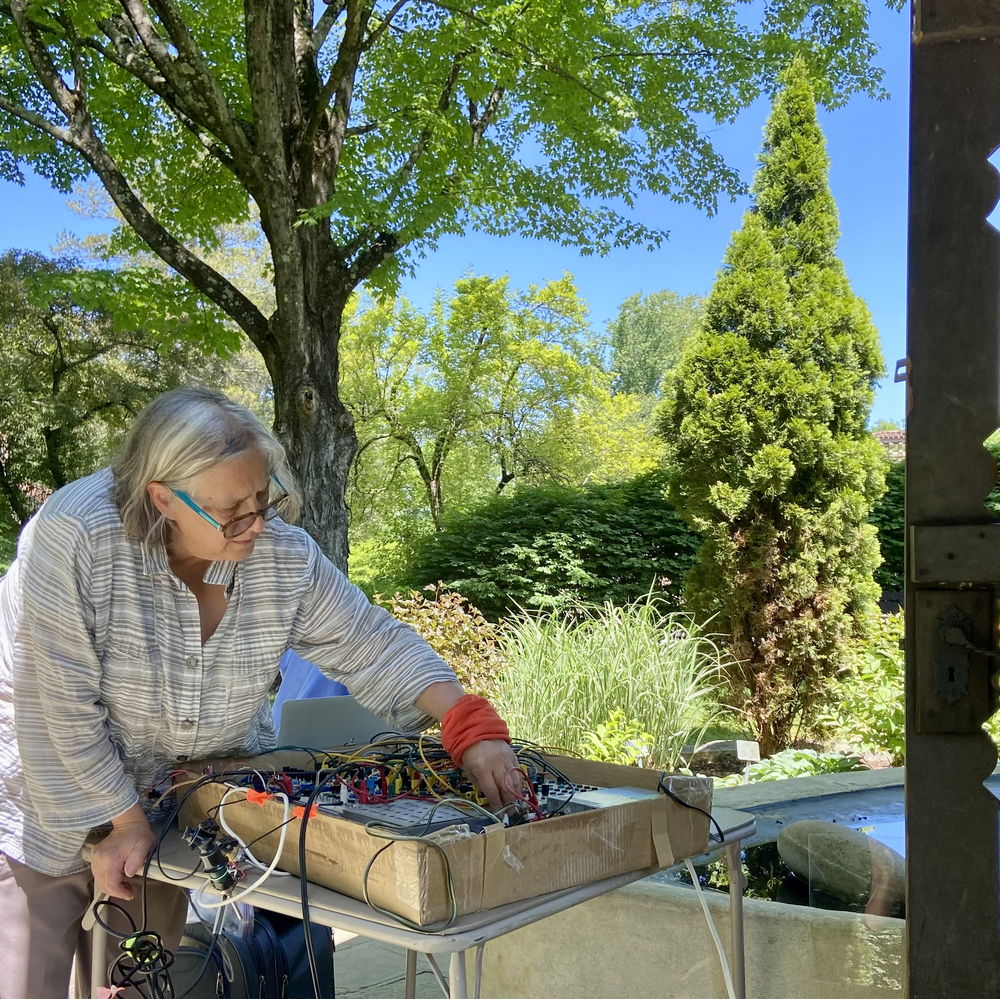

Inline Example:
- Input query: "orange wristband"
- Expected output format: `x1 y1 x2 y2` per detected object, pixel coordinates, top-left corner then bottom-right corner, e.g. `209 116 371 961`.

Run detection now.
440 694 511 767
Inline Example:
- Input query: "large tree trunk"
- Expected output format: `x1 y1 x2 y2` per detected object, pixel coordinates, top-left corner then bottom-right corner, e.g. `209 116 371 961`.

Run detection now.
262 228 357 571
269 322 357 573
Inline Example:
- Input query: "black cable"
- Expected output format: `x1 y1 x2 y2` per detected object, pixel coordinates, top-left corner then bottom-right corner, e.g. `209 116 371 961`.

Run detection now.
122 770 256 999
359 835 458 931
140 774 229 999
298 762 355 999
94 896 174 998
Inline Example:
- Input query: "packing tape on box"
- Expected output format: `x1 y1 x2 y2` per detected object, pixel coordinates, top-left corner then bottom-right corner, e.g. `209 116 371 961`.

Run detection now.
650 799 673 869
480 824 509 911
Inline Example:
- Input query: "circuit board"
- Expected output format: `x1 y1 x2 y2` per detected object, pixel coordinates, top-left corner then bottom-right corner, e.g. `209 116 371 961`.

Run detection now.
322 797 496 833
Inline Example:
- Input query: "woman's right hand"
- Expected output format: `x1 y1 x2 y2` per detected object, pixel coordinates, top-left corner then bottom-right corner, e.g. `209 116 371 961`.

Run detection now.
90 804 155 900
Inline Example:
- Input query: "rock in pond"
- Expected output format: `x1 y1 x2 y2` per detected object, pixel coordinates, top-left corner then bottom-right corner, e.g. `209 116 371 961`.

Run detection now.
777 819 904 913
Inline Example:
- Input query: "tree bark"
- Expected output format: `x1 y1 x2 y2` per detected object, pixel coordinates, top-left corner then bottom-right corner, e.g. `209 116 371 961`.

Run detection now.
262 225 358 570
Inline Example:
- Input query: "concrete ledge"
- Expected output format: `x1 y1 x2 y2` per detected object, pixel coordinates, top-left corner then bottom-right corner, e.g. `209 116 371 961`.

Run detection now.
481 770 910 998
712 767 905 812
479 880 903 999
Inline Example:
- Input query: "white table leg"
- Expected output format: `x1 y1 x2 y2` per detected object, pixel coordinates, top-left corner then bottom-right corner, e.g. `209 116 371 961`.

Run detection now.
90 918 107 997
472 943 485 999
404 948 418 999
448 949 468 999
724 841 747 999
84 885 109 999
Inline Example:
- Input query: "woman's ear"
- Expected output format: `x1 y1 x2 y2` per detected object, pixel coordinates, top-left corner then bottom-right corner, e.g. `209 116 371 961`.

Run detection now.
146 481 174 516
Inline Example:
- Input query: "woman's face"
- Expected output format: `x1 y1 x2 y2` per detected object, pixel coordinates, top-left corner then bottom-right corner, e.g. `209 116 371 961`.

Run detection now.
147 450 271 563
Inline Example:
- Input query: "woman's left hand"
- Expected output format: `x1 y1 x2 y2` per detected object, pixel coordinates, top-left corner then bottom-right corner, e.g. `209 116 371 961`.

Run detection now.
460 739 523 810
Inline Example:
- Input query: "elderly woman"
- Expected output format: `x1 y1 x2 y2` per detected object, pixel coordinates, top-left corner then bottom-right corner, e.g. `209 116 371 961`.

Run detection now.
0 386 518 999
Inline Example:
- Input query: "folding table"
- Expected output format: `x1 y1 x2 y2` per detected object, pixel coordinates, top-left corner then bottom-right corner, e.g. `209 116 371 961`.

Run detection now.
89 806 755 999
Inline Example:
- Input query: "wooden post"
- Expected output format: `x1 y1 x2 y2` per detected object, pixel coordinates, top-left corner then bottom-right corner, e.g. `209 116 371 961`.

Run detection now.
906 2 1000 993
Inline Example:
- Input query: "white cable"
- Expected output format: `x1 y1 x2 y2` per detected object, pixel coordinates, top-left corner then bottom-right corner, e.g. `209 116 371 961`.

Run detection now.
199 790 293 907
217 784 291 875
684 858 738 999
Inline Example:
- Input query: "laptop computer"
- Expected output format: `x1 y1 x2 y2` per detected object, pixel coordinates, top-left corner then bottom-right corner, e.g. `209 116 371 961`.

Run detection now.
277 695 394 748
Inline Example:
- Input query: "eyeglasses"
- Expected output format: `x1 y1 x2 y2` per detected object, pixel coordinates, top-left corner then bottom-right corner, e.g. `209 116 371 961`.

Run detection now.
169 476 289 539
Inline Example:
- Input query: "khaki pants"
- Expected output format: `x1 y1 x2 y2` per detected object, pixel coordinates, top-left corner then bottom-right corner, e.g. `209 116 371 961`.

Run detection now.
0 851 188 999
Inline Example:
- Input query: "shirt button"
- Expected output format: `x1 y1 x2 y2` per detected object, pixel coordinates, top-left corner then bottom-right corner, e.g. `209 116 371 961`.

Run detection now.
185 656 199 668
181 719 194 730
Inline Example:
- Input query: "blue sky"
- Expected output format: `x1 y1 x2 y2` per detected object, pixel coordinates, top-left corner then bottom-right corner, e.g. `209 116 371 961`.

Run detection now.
0 3 909 425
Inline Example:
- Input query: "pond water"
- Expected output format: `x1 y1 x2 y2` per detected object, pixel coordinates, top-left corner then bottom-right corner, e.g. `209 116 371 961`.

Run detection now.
853 807 905 856
657 802 908 917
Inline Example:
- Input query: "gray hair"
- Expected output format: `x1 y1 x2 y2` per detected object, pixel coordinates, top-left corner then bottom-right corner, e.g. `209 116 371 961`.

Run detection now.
112 386 301 547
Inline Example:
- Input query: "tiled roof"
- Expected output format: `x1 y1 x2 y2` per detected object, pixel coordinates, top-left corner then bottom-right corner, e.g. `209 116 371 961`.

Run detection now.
873 429 906 459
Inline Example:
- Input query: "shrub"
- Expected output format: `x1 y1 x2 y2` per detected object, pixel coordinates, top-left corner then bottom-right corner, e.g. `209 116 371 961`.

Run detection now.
819 611 905 765
868 460 904 593
713 747 865 787
399 471 701 621
581 710 656 766
375 585 507 699
494 594 732 771
349 533 417 599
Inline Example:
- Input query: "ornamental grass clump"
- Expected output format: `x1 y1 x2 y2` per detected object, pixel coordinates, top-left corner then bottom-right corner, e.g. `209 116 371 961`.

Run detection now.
494 595 732 771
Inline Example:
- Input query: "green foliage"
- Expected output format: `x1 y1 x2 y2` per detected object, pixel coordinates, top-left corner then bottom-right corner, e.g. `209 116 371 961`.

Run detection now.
581 710 656 767
659 58 886 756
495 596 733 771
869 460 905 592
0 4 897 269
399 471 701 621
0 2 899 563
607 290 704 396
341 274 603 530
0 524 15 574
820 612 905 765
348 533 421 602
373 585 507 700
0 250 223 533
342 275 668 542
984 429 1000 517
713 747 865 787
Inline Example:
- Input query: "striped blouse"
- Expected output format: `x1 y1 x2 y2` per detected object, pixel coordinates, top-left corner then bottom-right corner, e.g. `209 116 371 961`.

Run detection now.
0 468 456 875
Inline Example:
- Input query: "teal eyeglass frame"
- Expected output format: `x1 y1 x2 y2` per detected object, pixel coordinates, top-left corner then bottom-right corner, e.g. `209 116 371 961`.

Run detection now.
170 474 288 539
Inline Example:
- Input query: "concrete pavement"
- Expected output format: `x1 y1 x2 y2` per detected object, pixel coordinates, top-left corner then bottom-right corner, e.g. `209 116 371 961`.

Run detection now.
333 929 446 998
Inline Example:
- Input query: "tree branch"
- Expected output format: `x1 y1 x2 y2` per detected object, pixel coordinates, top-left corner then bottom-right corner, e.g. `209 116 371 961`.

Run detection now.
0 94 73 146
121 0 255 165
468 86 504 146
344 53 463 282
304 0 371 165
80 30 238 170
361 0 410 52
5 8 270 344
314 0 346 51
9 1 81 115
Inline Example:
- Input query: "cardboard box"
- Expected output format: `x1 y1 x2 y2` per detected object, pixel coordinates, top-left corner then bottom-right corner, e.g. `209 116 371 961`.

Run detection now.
178 751 711 926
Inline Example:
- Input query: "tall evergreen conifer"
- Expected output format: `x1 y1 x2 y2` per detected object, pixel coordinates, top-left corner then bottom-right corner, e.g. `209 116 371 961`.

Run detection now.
659 58 886 755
